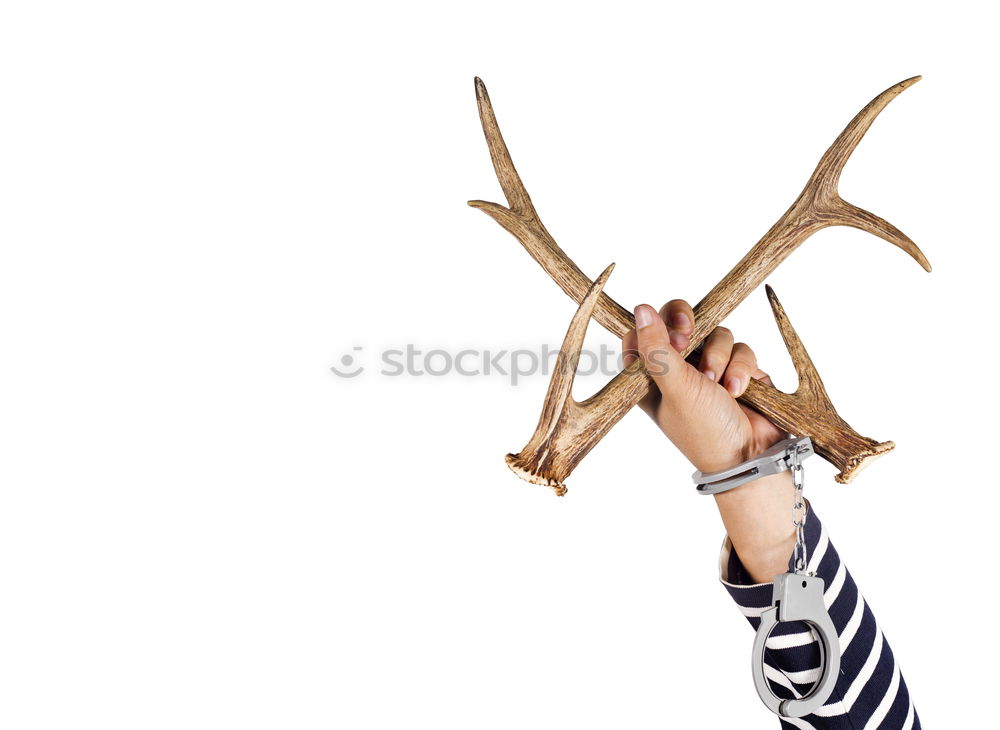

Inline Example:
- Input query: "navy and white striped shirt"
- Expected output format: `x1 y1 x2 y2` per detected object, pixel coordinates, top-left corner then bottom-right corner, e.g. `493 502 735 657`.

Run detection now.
720 506 920 729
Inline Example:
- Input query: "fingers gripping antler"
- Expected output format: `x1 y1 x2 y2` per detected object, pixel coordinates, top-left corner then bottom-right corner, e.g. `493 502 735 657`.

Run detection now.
471 77 929 493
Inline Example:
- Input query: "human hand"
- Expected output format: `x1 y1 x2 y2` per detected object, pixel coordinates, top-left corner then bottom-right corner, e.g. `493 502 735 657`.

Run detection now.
622 300 786 474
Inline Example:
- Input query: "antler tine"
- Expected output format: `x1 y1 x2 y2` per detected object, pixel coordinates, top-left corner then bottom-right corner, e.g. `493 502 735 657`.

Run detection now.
470 77 535 216
505 263 617 496
837 201 931 272
806 76 921 202
795 75 931 272
468 78 634 338
763 284 830 400
743 286 895 484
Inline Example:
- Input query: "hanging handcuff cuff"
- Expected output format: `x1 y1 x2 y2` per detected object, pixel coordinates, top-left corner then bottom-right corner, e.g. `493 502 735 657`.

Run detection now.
693 436 841 719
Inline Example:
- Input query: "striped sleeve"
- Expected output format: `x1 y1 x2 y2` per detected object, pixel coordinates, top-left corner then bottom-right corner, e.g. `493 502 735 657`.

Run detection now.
719 505 920 729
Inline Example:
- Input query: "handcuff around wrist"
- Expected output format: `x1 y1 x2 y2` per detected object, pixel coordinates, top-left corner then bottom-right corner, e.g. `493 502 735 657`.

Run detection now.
692 436 814 495
692 436 841 719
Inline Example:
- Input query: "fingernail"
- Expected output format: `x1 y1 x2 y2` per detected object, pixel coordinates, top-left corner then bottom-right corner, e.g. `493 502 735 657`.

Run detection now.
726 376 743 396
635 305 655 328
670 312 690 330
669 330 688 352
704 369 716 383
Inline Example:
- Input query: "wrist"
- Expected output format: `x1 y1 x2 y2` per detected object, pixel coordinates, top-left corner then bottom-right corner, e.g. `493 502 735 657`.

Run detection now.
691 432 795 481
692 446 754 475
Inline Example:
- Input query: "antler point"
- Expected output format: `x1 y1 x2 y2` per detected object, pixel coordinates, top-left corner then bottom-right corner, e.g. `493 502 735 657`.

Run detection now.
474 76 489 99
467 199 501 212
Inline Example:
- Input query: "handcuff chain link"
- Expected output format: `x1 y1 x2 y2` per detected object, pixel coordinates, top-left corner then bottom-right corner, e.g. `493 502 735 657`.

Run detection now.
790 446 809 575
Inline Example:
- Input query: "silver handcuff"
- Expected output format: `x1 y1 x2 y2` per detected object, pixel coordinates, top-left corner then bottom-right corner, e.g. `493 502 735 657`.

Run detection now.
694 436 841 718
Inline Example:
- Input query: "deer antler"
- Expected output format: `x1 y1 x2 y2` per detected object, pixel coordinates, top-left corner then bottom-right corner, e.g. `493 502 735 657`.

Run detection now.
470 77 930 493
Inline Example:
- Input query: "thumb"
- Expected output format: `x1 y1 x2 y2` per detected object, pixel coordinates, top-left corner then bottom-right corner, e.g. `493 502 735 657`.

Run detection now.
634 304 687 397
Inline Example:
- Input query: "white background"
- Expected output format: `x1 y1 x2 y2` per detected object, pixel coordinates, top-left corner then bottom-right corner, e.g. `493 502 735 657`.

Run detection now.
1 2 996 727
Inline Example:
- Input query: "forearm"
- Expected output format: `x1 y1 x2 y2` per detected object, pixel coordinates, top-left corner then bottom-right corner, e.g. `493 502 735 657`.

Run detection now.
713 470 797 583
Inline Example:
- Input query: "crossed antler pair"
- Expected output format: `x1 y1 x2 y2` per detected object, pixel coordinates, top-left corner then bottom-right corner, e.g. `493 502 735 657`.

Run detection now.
470 77 931 495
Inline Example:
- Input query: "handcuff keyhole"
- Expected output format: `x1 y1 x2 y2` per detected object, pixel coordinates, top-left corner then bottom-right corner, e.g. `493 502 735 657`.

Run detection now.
801 580 808 588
